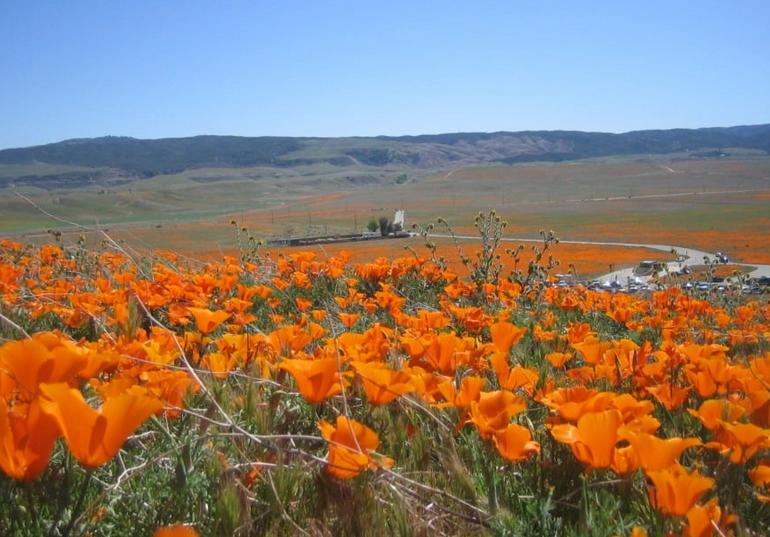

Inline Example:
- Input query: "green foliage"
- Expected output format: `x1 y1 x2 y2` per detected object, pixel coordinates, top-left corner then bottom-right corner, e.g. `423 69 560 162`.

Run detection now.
378 216 390 237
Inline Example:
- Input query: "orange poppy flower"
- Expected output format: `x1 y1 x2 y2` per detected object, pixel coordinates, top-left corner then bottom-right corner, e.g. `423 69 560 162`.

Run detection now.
749 463 770 502
489 321 527 357
139 369 199 416
187 307 230 334
550 410 622 470
646 384 690 411
490 355 539 395
749 463 770 488
268 325 313 355
38 383 163 468
437 375 486 408
611 393 655 423
689 399 745 431
318 416 392 479
153 524 200 537
713 421 770 464
204 352 238 379
467 390 526 439
493 424 540 463
647 464 714 517
295 297 312 312
420 332 475 374
279 358 345 404
0 398 59 480
567 322 594 345
533 324 557 342
618 428 701 472
0 334 87 397
540 387 615 422
351 361 413 405
572 337 611 365
684 499 726 537
545 352 573 368
338 312 361 329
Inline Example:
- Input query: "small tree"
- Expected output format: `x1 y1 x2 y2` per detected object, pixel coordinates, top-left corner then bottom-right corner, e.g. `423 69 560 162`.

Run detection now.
378 217 390 237
367 219 378 233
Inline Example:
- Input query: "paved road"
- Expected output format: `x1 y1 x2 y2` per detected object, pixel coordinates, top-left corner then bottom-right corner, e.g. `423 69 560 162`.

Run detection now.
427 233 770 281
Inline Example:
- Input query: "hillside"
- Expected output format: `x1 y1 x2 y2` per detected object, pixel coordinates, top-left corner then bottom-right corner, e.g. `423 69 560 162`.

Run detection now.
1 124 769 187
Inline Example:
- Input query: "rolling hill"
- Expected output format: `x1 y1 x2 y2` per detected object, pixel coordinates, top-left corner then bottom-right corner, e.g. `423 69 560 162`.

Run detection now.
1 124 769 188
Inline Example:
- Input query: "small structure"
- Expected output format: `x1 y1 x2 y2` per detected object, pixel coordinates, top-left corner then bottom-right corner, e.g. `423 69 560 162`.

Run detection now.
393 210 405 230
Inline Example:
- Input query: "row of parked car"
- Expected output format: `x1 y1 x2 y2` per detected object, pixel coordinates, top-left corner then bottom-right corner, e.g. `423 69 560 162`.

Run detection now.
551 275 770 295
553 278 651 294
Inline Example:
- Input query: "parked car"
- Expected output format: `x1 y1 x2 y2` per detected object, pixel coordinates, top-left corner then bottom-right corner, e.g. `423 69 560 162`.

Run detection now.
715 252 729 264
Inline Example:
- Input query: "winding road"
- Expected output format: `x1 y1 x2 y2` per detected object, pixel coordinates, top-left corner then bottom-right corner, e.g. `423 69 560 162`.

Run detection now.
427 233 770 282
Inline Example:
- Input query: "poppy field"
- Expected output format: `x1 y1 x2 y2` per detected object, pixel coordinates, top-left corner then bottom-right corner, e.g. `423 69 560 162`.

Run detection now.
1 213 770 536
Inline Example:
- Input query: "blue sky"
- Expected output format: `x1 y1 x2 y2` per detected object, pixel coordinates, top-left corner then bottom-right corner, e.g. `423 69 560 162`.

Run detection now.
1 1 769 149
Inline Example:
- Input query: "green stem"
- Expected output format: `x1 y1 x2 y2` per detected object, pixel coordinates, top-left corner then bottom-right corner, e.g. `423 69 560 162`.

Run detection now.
480 444 498 516
61 470 92 537
48 456 72 537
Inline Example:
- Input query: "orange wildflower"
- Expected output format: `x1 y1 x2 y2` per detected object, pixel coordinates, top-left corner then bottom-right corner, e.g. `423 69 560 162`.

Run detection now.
550 410 622 470
437 375 486 408
572 337 611 365
279 358 345 404
39 383 163 468
540 387 615 422
618 428 701 472
338 312 361 329
567 322 594 345
489 321 527 356
646 383 690 411
544 351 572 368
187 307 230 334
0 333 87 397
318 416 392 479
684 499 726 537
351 361 413 405
712 421 770 463
689 399 745 431
493 424 540 463
153 524 200 537
647 464 714 517
0 398 59 480
749 463 770 488
489 355 539 395
295 297 312 312
467 390 526 439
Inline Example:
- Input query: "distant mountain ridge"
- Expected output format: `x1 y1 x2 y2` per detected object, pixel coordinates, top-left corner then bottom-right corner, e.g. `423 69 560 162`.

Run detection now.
1 124 769 182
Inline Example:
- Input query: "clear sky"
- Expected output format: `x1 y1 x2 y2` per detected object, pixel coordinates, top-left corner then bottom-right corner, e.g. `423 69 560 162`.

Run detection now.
1 1 769 149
